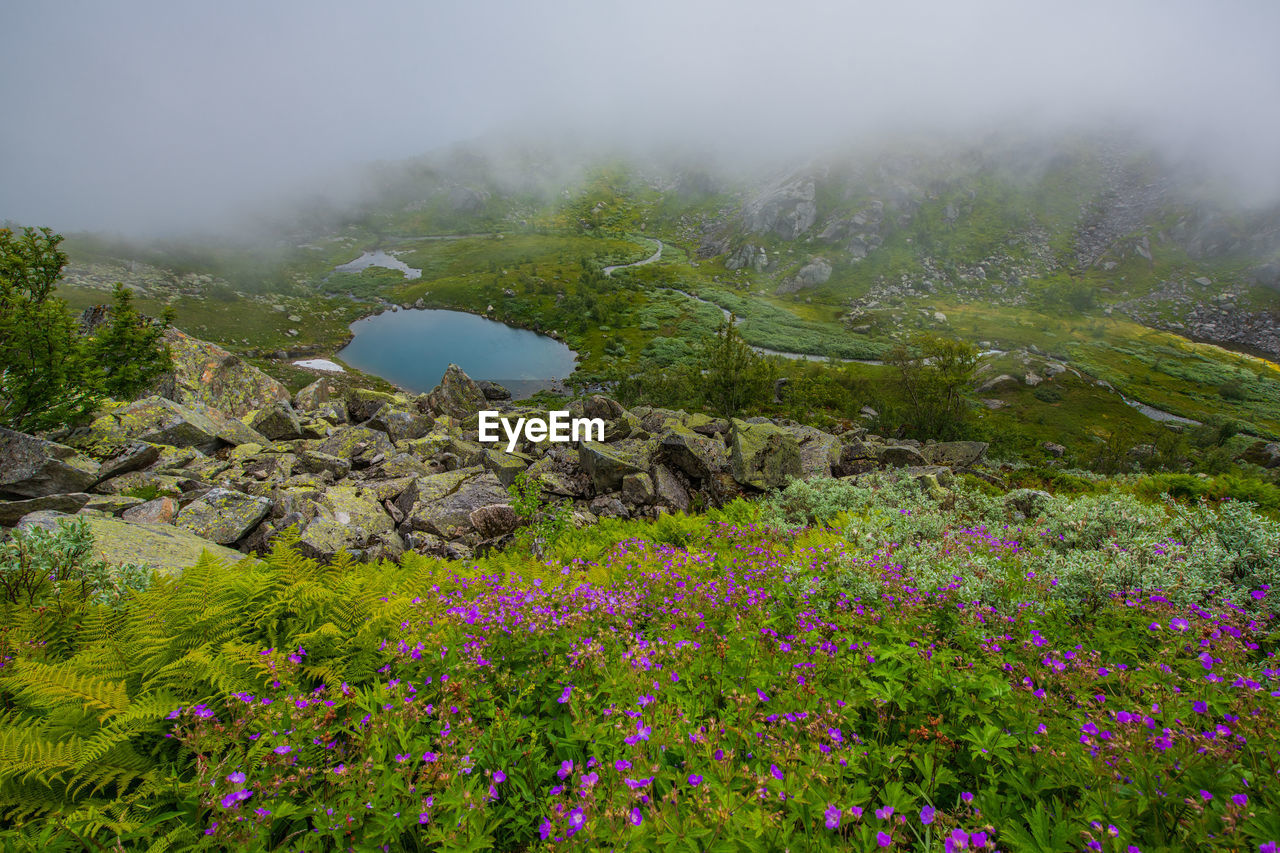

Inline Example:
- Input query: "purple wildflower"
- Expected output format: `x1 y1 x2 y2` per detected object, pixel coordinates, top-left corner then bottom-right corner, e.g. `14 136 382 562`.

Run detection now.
824 803 841 829
921 805 936 825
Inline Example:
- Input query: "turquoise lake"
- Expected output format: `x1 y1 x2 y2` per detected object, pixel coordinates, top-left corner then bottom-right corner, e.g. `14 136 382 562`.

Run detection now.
337 309 577 398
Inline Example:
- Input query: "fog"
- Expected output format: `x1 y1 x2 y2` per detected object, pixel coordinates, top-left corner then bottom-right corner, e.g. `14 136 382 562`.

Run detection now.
3 0 1279 235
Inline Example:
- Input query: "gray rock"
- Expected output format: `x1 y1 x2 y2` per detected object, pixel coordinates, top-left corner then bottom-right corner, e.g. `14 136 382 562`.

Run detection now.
921 441 988 469
579 441 651 493
729 419 801 489
94 442 162 482
742 177 817 239
176 488 271 544
0 428 99 498
18 511 248 574
652 465 691 512
878 445 927 468
293 377 333 411
247 403 303 441
621 472 655 505
113 396 226 452
776 258 832 295
0 493 92 527
423 364 487 420
365 408 433 442
477 381 511 401
660 426 728 481
1005 488 1052 518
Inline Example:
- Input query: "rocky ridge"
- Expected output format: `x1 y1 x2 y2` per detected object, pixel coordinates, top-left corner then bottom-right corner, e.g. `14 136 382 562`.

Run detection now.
1 333 1000 571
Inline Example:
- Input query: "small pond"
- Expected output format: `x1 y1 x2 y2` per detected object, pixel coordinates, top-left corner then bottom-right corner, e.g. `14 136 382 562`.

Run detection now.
337 309 577 398
333 250 422 280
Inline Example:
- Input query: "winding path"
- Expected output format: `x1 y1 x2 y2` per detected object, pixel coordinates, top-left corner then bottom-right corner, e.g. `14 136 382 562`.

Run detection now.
603 238 663 277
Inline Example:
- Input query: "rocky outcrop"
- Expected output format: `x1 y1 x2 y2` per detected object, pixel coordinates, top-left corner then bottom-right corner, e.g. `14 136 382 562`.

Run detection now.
424 364 488 420
0 428 100 498
161 328 291 418
742 177 817 240
775 258 832 295
1 343 1007 572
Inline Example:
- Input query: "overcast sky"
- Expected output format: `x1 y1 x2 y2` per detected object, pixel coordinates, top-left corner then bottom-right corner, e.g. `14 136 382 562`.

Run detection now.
3 0 1279 234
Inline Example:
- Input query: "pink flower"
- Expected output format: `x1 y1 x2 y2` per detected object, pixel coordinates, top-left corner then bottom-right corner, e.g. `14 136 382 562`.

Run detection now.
877 830 892 847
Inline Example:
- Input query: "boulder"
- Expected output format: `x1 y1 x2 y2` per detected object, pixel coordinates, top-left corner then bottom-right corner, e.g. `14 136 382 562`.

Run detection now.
579 441 651 492
789 425 841 479
729 420 801 490
293 377 333 412
295 450 352 478
878 445 928 468
0 493 92 527
316 425 395 467
112 396 225 452
365 408 433 443
16 511 248 575
1238 441 1280 469
122 496 181 525
483 450 530 487
660 425 728 481
0 428 100 498
423 364 488 420
161 328 291 417
176 488 271 544
1005 488 1052 519
776 258 832 295
469 503 520 539
297 485 397 560
477 381 511 401
400 473 509 540
94 442 162 481
621 472 655 505
921 441 988 469
246 403 304 441
346 388 399 423
652 465 692 512
83 495 146 516
394 467 485 517
1043 442 1066 458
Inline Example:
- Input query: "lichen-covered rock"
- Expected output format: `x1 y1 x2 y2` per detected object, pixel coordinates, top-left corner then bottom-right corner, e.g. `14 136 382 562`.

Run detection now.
246 403 304 441
374 453 432 480
621 472 655 505
83 495 146 516
394 467 485 517
921 441 988 469
346 388 398 423
18 512 248 574
659 425 728 481
579 441 651 493
789 425 841 479
652 465 691 512
423 364 487 420
295 450 351 478
176 488 270 544
316 426 395 467
729 419 801 489
483 450 529 487
0 493 92 526
92 470 187 497
0 427 100 498
878 445 928 468
293 377 333 412
110 396 225 452
401 473 508 540
94 442 161 480
365 408 433 443
296 485 396 560
162 328 291 417
1005 488 1052 519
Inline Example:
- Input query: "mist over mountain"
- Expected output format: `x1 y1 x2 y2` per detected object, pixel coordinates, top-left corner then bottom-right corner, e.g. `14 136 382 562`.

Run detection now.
3 0 1280 236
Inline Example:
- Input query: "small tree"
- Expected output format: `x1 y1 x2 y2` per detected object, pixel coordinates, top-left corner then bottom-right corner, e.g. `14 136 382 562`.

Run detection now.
703 315 773 420
887 332 979 440
0 226 172 433
0 226 99 432
85 283 173 400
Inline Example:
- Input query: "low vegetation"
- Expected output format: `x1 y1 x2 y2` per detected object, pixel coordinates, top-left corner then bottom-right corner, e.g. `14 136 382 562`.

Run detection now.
2 477 1278 850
